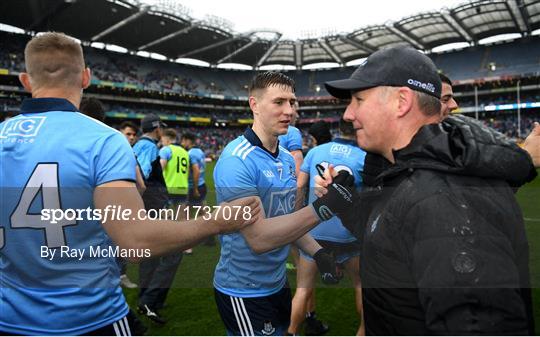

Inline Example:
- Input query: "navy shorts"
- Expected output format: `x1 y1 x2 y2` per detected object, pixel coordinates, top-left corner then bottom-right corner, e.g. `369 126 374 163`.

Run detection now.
214 287 291 336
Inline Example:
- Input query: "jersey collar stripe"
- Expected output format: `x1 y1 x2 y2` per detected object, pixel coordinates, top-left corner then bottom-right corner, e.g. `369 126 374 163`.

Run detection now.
113 322 122 336
279 145 291 155
241 146 256 160
123 317 132 336
232 139 248 156
235 142 252 158
230 296 247 336
238 298 255 335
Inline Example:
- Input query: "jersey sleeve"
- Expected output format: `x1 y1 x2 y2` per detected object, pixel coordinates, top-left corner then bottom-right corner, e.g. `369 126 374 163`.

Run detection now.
133 141 157 179
189 149 203 168
288 127 303 151
300 149 313 174
159 146 172 161
94 132 137 186
214 155 257 203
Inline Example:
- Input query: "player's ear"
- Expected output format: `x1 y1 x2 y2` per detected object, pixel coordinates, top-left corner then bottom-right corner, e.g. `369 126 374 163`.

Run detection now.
249 96 258 115
19 73 32 93
82 67 91 89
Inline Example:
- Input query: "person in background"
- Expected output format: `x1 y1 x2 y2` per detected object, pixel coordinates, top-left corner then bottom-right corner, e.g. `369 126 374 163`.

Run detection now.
182 132 210 249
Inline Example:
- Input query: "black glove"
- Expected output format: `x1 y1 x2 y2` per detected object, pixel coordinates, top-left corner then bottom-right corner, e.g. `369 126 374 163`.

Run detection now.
313 248 342 285
312 170 356 221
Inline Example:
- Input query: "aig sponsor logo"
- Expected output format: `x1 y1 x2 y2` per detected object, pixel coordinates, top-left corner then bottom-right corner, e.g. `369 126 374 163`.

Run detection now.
330 144 351 156
268 189 295 216
0 116 46 139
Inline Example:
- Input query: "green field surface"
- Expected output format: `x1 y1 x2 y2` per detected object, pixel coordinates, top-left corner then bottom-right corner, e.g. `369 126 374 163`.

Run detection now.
123 163 540 335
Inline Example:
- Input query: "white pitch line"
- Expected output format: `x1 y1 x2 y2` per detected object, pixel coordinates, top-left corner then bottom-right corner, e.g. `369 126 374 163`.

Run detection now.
524 217 540 222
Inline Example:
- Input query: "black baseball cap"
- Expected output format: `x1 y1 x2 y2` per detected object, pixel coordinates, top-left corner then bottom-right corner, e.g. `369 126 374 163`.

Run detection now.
141 113 167 131
325 46 441 99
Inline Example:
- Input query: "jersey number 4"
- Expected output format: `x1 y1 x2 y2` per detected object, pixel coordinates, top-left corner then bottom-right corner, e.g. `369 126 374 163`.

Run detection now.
1 163 76 250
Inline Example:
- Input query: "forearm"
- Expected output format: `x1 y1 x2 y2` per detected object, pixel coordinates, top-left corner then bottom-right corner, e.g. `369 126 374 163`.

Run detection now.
122 216 218 257
294 233 321 256
292 150 303 177
95 182 218 259
192 165 200 188
242 206 319 254
135 168 146 195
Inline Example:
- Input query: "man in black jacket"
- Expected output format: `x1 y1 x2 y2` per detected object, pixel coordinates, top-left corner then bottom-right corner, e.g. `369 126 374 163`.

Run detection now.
319 46 537 335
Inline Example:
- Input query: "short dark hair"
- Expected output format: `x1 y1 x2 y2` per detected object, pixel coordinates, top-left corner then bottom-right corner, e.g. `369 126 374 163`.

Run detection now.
120 121 138 132
439 73 452 86
309 121 332 145
249 71 295 96
181 132 196 142
79 97 105 121
338 118 355 136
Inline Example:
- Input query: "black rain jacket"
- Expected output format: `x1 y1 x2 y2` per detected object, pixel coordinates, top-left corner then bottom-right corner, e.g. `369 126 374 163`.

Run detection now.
342 115 537 335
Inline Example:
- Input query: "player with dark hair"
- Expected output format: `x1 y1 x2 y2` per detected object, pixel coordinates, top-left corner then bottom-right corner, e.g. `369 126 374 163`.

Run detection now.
79 97 106 122
181 131 209 249
213 71 356 336
120 121 139 146
181 132 207 208
438 73 458 120
0 32 260 335
308 121 332 146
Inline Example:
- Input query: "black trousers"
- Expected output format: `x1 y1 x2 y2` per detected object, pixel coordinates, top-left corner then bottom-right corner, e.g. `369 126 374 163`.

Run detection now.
138 251 183 310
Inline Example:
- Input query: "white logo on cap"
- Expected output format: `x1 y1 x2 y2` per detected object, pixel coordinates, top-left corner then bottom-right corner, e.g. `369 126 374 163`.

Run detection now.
407 79 435 93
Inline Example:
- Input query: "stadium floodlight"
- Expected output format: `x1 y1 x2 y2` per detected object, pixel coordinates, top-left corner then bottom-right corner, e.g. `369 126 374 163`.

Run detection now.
148 0 192 21
200 14 234 33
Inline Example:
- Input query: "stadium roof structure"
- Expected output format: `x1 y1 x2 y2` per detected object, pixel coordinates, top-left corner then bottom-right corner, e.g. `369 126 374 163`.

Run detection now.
1 0 539 69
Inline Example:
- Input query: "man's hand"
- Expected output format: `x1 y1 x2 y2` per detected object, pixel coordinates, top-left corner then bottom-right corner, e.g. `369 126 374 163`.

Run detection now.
213 197 261 234
313 248 342 284
523 122 540 168
312 170 356 221
193 187 201 199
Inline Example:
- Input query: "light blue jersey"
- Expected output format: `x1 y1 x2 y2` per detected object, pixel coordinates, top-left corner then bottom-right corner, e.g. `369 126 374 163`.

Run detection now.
278 125 302 152
301 138 366 243
0 98 136 335
188 147 206 187
133 136 159 179
213 128 297 297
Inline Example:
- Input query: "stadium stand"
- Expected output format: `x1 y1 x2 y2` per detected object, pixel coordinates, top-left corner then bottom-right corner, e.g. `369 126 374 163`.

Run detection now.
1 0 539 152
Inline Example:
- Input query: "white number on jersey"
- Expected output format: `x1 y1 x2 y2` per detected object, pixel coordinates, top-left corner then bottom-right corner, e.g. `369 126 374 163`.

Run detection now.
10 163 76 248
318 161 353 175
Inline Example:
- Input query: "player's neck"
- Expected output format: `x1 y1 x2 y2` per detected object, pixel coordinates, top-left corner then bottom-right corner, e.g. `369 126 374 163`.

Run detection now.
251 124 278 153
31 88 81 109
